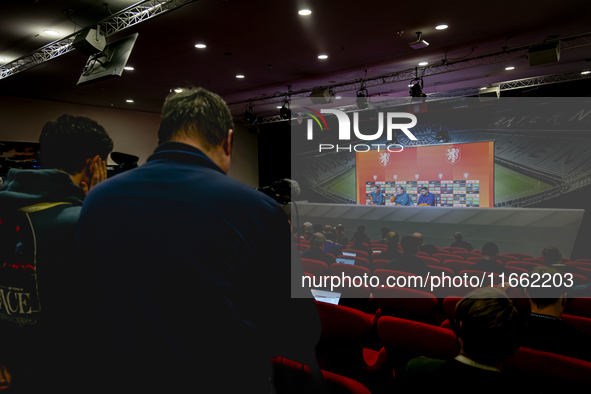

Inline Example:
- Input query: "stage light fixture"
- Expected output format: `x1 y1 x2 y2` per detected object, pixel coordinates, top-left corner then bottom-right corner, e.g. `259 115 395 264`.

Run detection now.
418 61 428 66
298 9 311 15
195 44 206 49
356 89 369 109
409 80 427 103
43 30 59 36
409 31 429 49
244 107 261 125
124 66 134 71
279 102 291 120
582 71 590 75
436 25 448 30
505 66 515 70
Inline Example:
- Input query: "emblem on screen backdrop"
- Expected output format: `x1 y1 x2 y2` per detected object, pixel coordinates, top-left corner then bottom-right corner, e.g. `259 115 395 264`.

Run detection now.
445 145 461 165
438 173 443 180
393 174 398 181
373 175 378 181
463 173 469 179
379 152 391 167
415 174 420 180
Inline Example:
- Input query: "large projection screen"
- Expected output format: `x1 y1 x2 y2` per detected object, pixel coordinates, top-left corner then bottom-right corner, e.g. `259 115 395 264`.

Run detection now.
356 141 495 207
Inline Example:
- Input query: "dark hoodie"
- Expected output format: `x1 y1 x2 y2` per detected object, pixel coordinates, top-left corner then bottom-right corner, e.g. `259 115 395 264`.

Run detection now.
0 168 86 391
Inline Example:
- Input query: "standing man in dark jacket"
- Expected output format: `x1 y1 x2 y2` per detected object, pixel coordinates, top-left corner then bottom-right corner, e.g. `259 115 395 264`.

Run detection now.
76 88 324 393
0 114 111 392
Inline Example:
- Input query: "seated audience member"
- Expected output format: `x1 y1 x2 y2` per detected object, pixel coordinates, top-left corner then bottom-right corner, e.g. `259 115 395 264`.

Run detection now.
374 227 391 245
312 223 323 234
378 231 401 261
451 231 474 251
403 287 526 393
471 243 509 276
323 231 342 258
335 224 349 246
385 235 429 278
542 246 582 276
350 225 371 246
300 222 312 238
350 237 372 259
300 233 336 266
523 266 591 362
413 232 438 256
323 224 333 234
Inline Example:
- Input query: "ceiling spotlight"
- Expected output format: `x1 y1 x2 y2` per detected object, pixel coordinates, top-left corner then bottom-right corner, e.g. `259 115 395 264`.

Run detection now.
124 66 134 71
356 89 369 109
582 71 591 75
298 9 312 15
335 96 342 100
418 61 428 66
318 54 328 59
410 80 427 103
480 87 487 90
435 25 448 30
236 74 245 78
43 30 59 36
505 66 515 70
279 101 291 120
174 88 183 93
195 44 206 49
244 107 261 125
126 99 134 103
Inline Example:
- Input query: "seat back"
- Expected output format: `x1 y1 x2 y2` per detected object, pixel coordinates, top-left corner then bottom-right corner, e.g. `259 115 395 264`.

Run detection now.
298 244 311 252
503 347 591 390
565 298 591 319
426 265 454 277
459 270 503 285
523 258 546 264
373 269 425 290
442 260 475 274
443 247 468 253
503 252 534 260
567 262 591 269
377 316 457 366
507 261 544 270
374 287 438 323
336 255 370 269
301 259 329 276
416 251 429 257
330 263 371 279
418 256 440 266
432 253 459 264
442 296 463 320
342 249 369 259
497 255 519 265
506 266 528 276
453 251 481 260
562 314 591 337
371 259 390 271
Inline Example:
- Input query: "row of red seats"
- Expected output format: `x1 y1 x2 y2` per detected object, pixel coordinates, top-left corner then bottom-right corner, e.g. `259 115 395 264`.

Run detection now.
312 301 591 392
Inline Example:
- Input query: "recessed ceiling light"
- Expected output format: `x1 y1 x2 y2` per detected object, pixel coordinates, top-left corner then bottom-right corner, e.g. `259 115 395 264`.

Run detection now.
0 58 5 62
298 9 311 15
43 30 59 36
318 54 328 59
124 66 134 71
126 99 134 103
277 106 282 108
195 44 206 49
505 66 515 70
236 75 245 78
174 88 183 93
480 87 487 90
582 71 591 75
335 96 342 99
408 84 414 87
436 25 448 30
418 61 428 66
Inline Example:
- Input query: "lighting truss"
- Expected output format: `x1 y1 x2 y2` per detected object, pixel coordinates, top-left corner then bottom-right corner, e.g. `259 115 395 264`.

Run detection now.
227 31 591 113
257 69 591 124
0 0 197 80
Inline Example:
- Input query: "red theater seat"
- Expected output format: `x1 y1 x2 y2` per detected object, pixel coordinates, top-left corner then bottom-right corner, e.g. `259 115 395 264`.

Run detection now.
432 253 460 264
301 259 329 276
562 314 591 337
377 317 457 366
330 263 371 278
575 267 591 282
371 259 390 271
442 296 462 320
331 277 372 300
418 256 440 266
443 247 469 253
271 356 371 394
442 260 475 274
565 298 591 319
472 249 482 255
314 301 373 380
453 251 481 260
427 277 478 298
507 261 544 270
503 253 534 260
298 244 310 252
497 255 519 265
575 259 591 263
569 273 588 286
416 251 429 257
374 287 438 323
524 258 546 264
426 265 455 277
567 262 591 270
506 266 529 276
503 347 591 391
